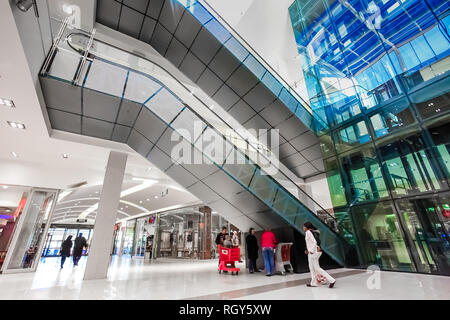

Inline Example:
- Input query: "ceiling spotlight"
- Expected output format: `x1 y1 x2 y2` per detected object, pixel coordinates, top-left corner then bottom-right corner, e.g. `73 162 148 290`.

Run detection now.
7 121 26 129
11 152 18 158
62 153 68 159
16 0 34 12
0 98 15 108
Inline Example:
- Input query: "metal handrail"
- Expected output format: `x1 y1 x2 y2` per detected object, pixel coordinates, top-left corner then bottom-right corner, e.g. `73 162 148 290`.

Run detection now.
44 20 355 242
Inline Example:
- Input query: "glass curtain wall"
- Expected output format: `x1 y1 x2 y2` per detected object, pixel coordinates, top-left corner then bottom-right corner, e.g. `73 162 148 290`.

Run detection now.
290 0 450 274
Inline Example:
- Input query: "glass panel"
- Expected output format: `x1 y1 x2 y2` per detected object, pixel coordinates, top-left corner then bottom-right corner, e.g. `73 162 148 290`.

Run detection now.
324 157 347 207
378 132 444 197
340 145 389 203
370 98 416 138
351 201 415 272
395 194 450 275
414 91 450 120
6 190 56 270
334 120 371 153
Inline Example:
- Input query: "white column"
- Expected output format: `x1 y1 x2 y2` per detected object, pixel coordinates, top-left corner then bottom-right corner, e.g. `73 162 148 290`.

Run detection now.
84 151 127 280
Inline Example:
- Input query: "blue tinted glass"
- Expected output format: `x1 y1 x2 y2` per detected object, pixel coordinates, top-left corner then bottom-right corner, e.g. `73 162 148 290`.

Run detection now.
204 19 231 43
243 55 265 79
187 2 213 25
399 43 421 70
411 35 436 64
223 37 248 62
279 88 298 113
424 26 450 56
261 72 283 97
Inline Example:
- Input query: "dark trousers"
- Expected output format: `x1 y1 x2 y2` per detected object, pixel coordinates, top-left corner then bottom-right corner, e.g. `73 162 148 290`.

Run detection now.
248 258 257 272
60 256 68 268
73 255 81 266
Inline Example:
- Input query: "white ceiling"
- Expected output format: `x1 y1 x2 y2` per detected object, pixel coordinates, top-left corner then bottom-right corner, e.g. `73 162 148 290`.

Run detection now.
0 1 200 224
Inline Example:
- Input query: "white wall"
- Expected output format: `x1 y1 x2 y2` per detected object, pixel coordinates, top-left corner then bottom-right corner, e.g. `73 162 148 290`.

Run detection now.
202 0 307 101
304 173 333 210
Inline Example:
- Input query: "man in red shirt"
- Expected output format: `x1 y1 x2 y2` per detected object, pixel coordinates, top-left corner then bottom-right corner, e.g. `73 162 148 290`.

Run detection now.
261 228 277 276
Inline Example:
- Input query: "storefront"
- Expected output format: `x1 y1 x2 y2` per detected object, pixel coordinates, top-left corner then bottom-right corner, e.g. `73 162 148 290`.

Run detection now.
41 226 93 257
0 184 58 273
114 205 237 260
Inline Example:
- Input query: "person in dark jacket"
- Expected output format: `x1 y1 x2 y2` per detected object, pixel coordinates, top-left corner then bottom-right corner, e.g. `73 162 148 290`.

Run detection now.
60 235 73 269
215 226 228 247
246 228 259 273
72 233 88 266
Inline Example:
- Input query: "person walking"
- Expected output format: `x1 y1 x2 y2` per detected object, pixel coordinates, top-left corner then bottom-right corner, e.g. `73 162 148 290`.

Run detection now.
72 233 88 266
246 228 259 273
261 228 277 276
303 222 336 288
60 235 73 269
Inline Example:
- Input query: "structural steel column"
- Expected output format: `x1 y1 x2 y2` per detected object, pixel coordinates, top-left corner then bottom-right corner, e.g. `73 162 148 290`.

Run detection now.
84 151 127 280
199 206 211 259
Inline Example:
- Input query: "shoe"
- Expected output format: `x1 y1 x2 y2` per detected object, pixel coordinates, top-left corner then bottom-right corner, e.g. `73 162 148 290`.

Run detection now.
266 274 272 277
255 270 261 272
329 280 336 288
306 284 318 287
249 271 254 274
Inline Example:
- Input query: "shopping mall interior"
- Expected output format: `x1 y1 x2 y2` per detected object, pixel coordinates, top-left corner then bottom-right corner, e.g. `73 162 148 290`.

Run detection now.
0 0 449 301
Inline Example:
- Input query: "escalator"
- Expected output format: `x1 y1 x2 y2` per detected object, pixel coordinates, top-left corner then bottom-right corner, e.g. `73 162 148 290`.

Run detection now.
39 20 359 267
96 0 330 180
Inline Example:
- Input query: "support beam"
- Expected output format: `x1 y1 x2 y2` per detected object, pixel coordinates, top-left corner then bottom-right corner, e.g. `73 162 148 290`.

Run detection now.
84 151 127 280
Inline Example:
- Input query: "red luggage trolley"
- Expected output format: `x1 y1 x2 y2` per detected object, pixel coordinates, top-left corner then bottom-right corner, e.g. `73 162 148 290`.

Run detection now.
218 245 240 275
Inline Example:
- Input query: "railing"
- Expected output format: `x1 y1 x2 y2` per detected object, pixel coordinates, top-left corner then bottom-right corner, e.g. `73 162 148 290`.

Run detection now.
41 20 356 255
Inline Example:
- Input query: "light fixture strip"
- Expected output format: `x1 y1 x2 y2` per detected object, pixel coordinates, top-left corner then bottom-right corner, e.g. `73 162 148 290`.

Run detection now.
0 98 15 108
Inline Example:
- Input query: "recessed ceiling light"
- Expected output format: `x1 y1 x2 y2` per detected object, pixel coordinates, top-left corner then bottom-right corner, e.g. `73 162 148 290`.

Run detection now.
210 105 215 109
139 200 143 204
147 167 152 171
0 98 15 108
7 121 25 129
154 195 158 199
146 198 150 201
11 152 18 158
120 207 123 210
62 153 68 159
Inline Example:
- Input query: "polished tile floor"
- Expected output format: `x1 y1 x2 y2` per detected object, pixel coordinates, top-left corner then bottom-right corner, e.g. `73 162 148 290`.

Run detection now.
0 256 448 300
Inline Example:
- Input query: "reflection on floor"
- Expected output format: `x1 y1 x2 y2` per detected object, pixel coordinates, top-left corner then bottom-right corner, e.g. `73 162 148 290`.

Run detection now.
0 256 448 300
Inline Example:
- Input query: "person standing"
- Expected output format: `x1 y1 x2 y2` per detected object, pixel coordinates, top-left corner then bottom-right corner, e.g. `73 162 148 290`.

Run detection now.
231 231 240 247
215 226 228 248
60 235 73 269
246 228 259 273
72 233 88 266
303 222 336 288
261 228 277 276
223 235 233 248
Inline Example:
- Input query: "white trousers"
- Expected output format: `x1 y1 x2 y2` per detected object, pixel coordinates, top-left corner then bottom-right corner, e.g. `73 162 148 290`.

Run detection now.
308 252 335 286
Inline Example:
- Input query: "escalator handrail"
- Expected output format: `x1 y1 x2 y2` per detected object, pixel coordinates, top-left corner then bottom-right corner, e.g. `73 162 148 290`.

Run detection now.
56 29 355 243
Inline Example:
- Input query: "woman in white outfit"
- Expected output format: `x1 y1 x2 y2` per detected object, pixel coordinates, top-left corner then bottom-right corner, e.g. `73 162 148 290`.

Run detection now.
303 222 336 288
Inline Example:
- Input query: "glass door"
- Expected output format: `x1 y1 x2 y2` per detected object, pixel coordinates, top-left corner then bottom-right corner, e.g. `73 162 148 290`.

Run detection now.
395 194 450 275
2 188 58 273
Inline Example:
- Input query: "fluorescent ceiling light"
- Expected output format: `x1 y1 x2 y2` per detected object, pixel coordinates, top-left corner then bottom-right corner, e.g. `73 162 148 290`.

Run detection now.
79 180 157 219
0 98 15 108
7 121 25 129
